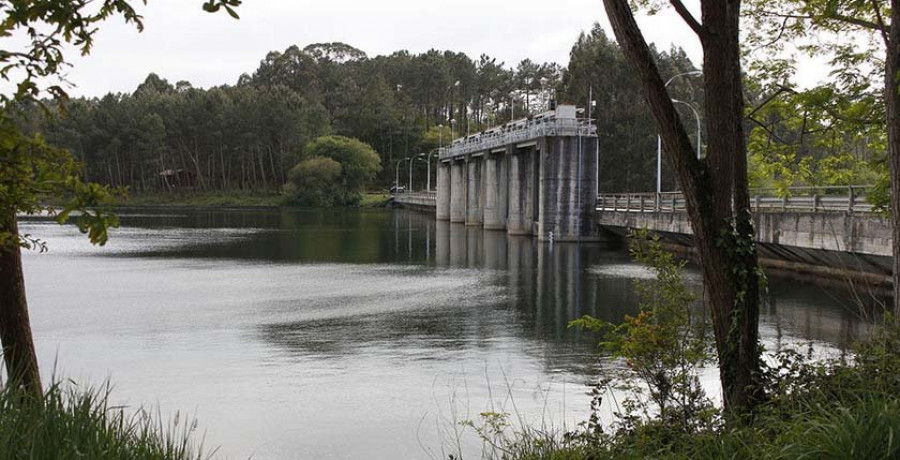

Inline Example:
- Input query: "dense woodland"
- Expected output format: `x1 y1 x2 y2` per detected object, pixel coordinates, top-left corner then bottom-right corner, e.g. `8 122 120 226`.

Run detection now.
21 24 888 199
22 28 698 195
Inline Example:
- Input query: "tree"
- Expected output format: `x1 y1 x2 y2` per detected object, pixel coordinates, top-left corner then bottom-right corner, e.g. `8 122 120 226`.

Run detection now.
744 0 900 315
299 135 381 205
0 0 240 396
285 156 344 207
602 0 763 416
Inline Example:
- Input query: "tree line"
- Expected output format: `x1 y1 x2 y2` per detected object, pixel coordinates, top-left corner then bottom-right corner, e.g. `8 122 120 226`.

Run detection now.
23 36 711 195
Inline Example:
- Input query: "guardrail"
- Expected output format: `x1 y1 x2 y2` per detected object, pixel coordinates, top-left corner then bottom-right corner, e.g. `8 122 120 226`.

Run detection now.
598 185 875 213
441 117 597 160
392 191 437 208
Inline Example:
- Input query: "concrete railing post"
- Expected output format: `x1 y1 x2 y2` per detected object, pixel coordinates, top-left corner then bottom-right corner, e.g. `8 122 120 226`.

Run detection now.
848 186 855 213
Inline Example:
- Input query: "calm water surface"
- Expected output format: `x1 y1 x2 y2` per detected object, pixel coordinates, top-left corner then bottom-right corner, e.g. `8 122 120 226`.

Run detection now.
20 208 870 459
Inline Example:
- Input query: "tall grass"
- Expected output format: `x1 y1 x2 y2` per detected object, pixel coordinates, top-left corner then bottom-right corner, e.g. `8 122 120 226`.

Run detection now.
0 380 210 460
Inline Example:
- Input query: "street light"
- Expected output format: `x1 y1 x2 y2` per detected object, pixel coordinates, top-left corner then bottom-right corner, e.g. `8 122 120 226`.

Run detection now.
394 157 408 193
407 154 425 191
433 124 444 192
657 70 702 195
427 150 436 192
673 99 702 160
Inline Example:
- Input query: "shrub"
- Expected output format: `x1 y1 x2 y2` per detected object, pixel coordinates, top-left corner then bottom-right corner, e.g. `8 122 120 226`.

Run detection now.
285 156 343 207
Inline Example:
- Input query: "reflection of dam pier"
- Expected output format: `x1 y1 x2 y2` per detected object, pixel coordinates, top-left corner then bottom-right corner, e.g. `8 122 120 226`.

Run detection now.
389 210 871 349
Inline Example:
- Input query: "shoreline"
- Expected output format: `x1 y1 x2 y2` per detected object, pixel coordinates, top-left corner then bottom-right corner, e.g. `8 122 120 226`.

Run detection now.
113 191 391 209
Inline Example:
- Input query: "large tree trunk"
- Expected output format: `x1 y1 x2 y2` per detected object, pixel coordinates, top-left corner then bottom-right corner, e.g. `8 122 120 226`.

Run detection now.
0 213 42 396
888 0 900 316
603 0 762 416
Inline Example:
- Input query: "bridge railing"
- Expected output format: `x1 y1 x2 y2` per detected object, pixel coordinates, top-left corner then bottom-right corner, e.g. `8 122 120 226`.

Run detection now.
598 185 875 213
393 191 437 207
441 117 597 160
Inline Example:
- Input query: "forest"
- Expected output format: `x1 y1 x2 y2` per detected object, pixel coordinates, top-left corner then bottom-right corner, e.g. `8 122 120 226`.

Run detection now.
23 25 884 201
18 28 696 196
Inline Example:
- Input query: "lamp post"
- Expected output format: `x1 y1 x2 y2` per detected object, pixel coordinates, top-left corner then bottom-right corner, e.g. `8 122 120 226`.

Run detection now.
408 154 425 191
657 70 702 195
395 157 408 193
426 150 434 192
673 99 702 160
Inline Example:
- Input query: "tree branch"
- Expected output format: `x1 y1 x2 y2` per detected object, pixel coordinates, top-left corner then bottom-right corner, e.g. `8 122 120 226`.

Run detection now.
669 0 705 37
869 0 890 46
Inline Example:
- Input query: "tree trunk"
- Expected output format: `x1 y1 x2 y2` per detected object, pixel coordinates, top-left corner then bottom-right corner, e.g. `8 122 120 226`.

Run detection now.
603 0 762 416
0 213 42 396
887 0 900 316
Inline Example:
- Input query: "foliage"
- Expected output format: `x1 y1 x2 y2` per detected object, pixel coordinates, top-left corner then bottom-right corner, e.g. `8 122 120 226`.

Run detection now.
558 24 700 193
285 156 344 207
742 1 888 203
475 280 900 460
570 230 715 436
303 135 381 198
0 379 209 460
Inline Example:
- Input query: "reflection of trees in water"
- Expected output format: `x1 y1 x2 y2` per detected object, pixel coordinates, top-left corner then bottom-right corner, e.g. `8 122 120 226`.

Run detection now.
104 207 870 372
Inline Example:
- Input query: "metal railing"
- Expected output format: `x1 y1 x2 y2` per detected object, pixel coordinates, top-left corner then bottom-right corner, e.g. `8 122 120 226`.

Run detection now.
441 117 597 160
597 185 875 213
393 191 437 207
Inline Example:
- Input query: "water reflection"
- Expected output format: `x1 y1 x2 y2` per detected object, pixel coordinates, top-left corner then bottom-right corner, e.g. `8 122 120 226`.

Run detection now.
16 207 877 460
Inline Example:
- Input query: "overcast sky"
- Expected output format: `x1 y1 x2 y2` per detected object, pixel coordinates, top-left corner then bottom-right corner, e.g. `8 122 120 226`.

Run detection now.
47 0 710 97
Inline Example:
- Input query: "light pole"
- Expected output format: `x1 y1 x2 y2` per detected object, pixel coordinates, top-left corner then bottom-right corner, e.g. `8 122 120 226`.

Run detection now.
408 154 425 191
657 70 702 194
427 150 435 192
435 123 444 192
450 118 456 141
673 99 702 160
395 157 408 193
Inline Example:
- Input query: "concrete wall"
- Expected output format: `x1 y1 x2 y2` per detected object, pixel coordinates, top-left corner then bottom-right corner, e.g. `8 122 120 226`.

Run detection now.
483 150 509 230
507 146 537 235
432 134 600 240
537 136 599 241
597 209 893 284
436 162 451 220
449 160 466 223
465 155 484 226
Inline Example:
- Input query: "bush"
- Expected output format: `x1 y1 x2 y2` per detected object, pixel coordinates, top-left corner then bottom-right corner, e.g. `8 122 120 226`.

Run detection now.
284 135 381 207
0 380 208 460
285 156 344 207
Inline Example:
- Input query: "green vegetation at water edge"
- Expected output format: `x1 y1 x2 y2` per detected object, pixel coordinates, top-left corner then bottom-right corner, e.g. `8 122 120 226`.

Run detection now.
117 190 390 208
0 381 209 460
463 232 900 460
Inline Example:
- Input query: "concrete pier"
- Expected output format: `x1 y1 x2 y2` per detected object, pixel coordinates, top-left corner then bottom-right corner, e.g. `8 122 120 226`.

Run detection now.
465 155 483 226
449 160 466 223
436 162 451 221
507 146 537 236
537 136 599 241
483 149 509 231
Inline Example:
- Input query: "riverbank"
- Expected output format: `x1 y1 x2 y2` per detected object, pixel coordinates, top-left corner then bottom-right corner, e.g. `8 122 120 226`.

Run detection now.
117 191 390 208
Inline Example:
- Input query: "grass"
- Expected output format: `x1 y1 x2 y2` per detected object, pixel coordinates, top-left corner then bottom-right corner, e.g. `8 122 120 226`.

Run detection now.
117 190 391 209
0 380 209 460
118 190 284 208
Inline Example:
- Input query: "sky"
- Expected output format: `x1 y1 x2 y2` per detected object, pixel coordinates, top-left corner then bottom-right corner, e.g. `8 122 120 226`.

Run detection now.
44 0 707 98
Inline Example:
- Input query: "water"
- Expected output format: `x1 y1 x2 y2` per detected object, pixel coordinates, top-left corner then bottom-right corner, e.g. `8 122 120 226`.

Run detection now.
19 208 871 459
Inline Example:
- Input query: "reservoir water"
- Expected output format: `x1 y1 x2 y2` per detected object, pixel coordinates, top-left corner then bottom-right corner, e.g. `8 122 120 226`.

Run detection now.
19 208 871 459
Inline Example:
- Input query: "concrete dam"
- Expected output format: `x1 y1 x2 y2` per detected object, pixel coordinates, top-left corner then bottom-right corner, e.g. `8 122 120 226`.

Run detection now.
393 109 892 285
435 105 599 242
